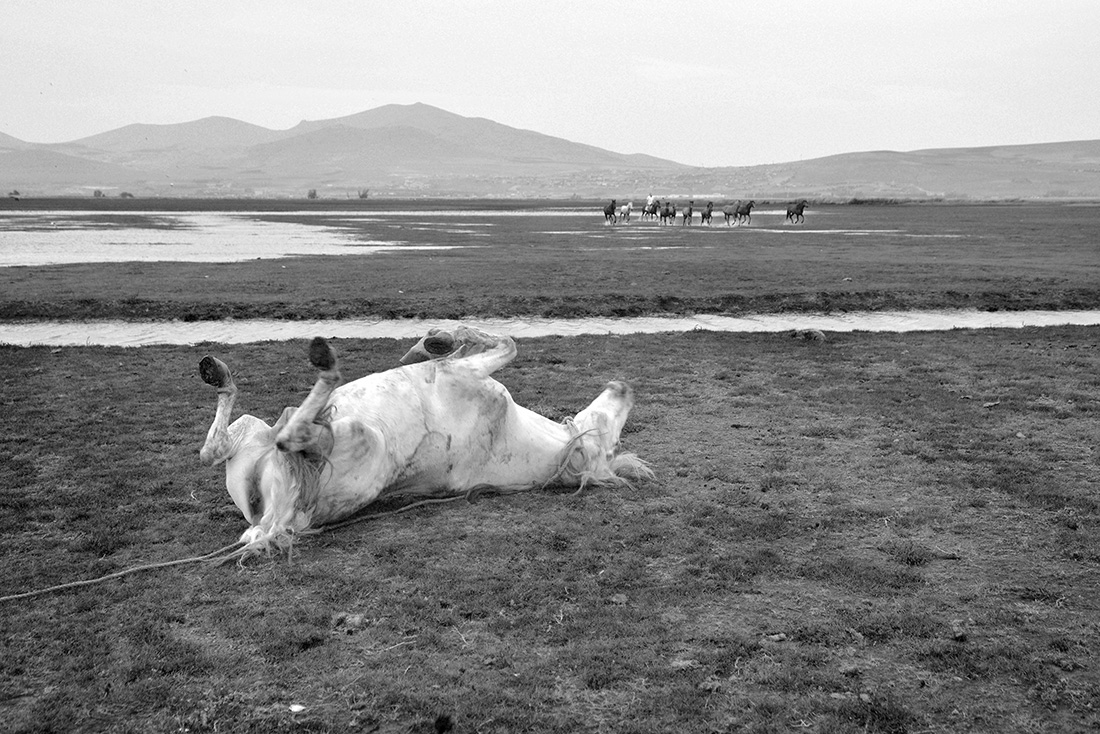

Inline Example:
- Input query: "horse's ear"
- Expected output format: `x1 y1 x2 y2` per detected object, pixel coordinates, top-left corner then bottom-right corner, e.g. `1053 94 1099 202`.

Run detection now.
273 406 297 431
424 331 456 356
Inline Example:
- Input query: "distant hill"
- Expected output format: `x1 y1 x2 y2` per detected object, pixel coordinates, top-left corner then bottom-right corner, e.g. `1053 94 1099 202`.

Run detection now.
0 131 32 150
1 147 143 187
63 116 285 152
3 103 1099 199
670 140 1100 200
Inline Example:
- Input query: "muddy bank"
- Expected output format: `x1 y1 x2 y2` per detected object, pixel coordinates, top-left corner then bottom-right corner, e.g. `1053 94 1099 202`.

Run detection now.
4 288 1100 324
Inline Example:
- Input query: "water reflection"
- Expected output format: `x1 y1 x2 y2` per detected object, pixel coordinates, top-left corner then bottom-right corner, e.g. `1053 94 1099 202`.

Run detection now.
2 310 1097 347
0 211 460 266
0 206 838 266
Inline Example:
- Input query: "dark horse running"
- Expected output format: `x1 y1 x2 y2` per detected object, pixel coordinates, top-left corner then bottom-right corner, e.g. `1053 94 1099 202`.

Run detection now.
661 202 676 225
736 200 756 225
722 201 741 226
700 201 713 226
603 199 618 225
642 199 661 221
786 200 809 224
681 200 694 226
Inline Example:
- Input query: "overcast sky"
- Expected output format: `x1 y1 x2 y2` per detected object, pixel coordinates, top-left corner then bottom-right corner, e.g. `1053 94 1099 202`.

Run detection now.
3 1 1098 167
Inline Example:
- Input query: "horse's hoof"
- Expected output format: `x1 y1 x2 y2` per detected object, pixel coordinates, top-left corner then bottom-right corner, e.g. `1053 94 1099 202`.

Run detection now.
424 331 457 356
199 356 233 389
309 336 337 371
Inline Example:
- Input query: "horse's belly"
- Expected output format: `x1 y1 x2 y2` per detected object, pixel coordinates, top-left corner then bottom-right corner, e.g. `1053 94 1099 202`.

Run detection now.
310 482 381 525
451 405 572 488
306 372 574 522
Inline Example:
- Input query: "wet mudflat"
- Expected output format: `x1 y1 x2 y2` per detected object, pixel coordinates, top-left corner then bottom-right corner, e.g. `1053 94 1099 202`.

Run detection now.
1 199 1098 320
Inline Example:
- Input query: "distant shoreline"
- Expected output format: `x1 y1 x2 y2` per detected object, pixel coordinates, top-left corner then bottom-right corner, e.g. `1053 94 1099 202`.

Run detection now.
5 196 1100 212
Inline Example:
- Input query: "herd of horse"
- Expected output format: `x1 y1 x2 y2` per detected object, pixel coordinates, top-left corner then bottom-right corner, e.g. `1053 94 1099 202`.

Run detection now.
603 198 808 226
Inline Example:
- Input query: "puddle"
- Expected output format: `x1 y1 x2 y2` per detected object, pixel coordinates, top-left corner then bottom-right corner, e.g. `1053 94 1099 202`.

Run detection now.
2 310 1097 347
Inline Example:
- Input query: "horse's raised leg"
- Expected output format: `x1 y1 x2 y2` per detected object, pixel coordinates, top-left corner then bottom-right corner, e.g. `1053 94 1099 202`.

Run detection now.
559 380 651 490
454 333 517 377
274 337 342 454
199 356 240 465
572 381 634 460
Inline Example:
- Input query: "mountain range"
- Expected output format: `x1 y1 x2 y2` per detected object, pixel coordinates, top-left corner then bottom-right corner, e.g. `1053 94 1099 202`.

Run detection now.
3 103 1099 199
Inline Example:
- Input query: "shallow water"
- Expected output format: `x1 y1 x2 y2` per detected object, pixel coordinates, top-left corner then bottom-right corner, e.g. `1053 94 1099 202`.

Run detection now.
0 211 463 266
0 205 877 266
2 309 1097 347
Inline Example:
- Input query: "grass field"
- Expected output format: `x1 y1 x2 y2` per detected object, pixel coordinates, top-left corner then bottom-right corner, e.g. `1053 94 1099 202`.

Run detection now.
2 325 1099 733
1 201 1099 732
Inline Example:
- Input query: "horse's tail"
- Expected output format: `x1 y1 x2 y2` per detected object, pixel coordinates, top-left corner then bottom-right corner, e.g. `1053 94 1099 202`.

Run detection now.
610 452 654 483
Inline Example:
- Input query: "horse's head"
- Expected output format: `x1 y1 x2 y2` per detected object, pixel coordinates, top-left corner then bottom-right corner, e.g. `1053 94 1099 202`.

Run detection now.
226 410 332 551
245 447 326 543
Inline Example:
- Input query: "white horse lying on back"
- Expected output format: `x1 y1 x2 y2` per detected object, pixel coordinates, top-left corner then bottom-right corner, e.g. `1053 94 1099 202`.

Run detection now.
198 326 651 552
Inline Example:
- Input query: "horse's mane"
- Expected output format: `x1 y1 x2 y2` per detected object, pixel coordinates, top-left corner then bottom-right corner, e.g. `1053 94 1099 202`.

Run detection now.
289 404 337 514
260 403 337 516
235 416 334 559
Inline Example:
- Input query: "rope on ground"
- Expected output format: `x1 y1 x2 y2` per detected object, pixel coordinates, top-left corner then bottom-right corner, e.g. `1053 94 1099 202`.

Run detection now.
317 494 470 533
0 541 242 604
2 474 596 604
1 493 488 603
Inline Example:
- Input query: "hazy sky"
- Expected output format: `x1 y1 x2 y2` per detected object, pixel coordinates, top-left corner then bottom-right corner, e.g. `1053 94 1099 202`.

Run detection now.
3 1 1098 167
